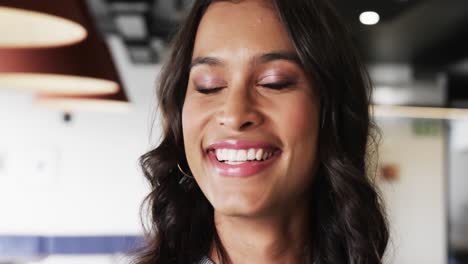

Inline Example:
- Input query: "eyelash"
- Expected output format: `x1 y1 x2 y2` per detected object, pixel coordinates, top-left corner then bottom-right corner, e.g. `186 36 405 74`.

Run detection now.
261 81 294 90
195 82 293 94
195 86 224 94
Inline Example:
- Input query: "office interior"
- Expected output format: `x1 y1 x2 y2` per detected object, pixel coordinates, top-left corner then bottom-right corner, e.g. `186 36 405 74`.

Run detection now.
0 0 467 263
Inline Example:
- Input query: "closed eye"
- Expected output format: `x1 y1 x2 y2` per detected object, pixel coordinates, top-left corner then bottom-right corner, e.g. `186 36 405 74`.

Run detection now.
260 81 294 90
195 82 294 94
195 86 225 94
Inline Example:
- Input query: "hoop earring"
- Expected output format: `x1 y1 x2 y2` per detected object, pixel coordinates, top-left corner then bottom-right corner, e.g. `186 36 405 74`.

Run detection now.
177 163 194 184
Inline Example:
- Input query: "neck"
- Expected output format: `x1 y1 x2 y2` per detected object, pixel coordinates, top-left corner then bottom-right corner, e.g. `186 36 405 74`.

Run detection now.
210 202 310 264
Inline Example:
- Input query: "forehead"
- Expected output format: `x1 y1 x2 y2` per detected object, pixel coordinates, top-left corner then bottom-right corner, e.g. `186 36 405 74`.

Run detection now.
192 0 295 58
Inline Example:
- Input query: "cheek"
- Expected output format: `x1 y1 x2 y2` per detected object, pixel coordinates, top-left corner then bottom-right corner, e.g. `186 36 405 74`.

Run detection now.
276 93 320 187
182 105 196 140
182 98 213 167
280 94 319 145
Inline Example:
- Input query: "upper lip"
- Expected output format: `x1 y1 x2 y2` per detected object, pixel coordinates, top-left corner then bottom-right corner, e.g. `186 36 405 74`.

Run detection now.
206 139 281 152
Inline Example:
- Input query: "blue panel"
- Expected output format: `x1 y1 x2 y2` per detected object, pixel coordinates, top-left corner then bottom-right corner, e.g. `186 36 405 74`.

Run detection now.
0 236 42 257
0 235 143 257
45 236 143 254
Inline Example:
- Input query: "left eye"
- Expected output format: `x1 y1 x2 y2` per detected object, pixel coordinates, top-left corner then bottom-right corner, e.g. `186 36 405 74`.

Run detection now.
260 81 294 90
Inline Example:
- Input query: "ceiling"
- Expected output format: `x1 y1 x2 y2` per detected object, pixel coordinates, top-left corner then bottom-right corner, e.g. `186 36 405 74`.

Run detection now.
336 0 468 106
85 0 468 105
339 0 468 70
86 0 468 69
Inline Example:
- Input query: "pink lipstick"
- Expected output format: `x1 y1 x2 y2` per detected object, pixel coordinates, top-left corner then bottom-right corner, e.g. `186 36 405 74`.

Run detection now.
206 140 281 177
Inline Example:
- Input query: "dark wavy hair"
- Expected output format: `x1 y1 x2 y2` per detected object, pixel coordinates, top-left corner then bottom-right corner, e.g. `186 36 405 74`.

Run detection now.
134 0 389 263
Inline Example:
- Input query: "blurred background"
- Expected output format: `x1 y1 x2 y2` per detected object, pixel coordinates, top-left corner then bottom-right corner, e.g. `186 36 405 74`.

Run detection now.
0 0 467 263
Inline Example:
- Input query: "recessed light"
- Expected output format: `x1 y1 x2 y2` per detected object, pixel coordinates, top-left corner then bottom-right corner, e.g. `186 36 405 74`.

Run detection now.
359 11 380 25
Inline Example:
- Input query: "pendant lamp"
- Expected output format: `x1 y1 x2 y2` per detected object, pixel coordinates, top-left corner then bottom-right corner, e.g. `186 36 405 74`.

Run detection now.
0 32 122 96
0 0 93 48
33 84 130 113
31 36 130 112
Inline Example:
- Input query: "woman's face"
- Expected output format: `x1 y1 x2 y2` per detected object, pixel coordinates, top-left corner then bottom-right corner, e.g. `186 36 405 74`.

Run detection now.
182 0 320 217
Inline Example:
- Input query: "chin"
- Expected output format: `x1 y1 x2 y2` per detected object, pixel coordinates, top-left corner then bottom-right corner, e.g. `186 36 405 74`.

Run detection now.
211 195 271 218
215 206 256 217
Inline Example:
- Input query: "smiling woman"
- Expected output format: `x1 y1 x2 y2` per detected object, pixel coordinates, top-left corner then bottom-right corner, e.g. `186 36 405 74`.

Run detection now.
136 0 389 263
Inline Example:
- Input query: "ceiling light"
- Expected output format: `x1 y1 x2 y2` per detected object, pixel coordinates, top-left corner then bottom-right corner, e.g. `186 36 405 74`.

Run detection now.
359 11 380 25
34 87 130 113
0 73 117 95
0 34 123 96
0 0 93 48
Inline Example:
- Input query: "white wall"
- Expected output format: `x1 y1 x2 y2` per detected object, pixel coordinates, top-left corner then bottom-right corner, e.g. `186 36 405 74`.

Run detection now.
449 120 468 250
377 118 447 264
0 36 160 236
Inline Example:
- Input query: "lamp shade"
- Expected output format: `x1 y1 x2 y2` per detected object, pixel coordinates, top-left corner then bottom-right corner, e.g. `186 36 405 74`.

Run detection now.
33 84 130 113
0 0 93 48
0 33 123 95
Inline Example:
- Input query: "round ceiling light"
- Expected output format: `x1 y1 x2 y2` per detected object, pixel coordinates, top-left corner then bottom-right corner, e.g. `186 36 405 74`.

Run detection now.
0 6 87 48
0 73 117 95
0 0 95 48
359 11 380 25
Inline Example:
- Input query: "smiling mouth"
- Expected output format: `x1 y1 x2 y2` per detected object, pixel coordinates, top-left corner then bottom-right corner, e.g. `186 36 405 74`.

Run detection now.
208 148 281 163
206 148 281 177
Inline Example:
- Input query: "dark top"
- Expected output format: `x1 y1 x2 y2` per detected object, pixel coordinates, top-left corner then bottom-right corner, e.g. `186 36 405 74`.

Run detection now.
198 256 215 264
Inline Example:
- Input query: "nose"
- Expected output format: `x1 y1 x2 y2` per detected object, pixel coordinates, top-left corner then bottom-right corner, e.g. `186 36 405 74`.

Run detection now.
216 85 263 131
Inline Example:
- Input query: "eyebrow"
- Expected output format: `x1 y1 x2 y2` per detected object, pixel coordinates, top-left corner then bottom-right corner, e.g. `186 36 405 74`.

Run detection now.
257 51 302 66
189 51 302 70
190 56 223 69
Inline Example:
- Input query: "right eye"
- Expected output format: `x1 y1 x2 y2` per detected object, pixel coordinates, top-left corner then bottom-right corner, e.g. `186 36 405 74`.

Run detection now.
195 86 224 94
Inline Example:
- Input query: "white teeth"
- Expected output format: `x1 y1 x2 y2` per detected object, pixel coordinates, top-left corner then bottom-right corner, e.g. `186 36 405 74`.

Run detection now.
228 149 236 161
215 149 223 161
247 148 256 160
214 148 275 162
236 149 247 161
255 149 264 161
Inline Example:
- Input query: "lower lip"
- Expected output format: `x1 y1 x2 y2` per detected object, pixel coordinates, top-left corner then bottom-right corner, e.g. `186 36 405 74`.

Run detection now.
207 150 281 177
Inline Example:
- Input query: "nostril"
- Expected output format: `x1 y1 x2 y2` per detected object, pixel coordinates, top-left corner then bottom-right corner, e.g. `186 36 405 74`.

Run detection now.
240 121 254 129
